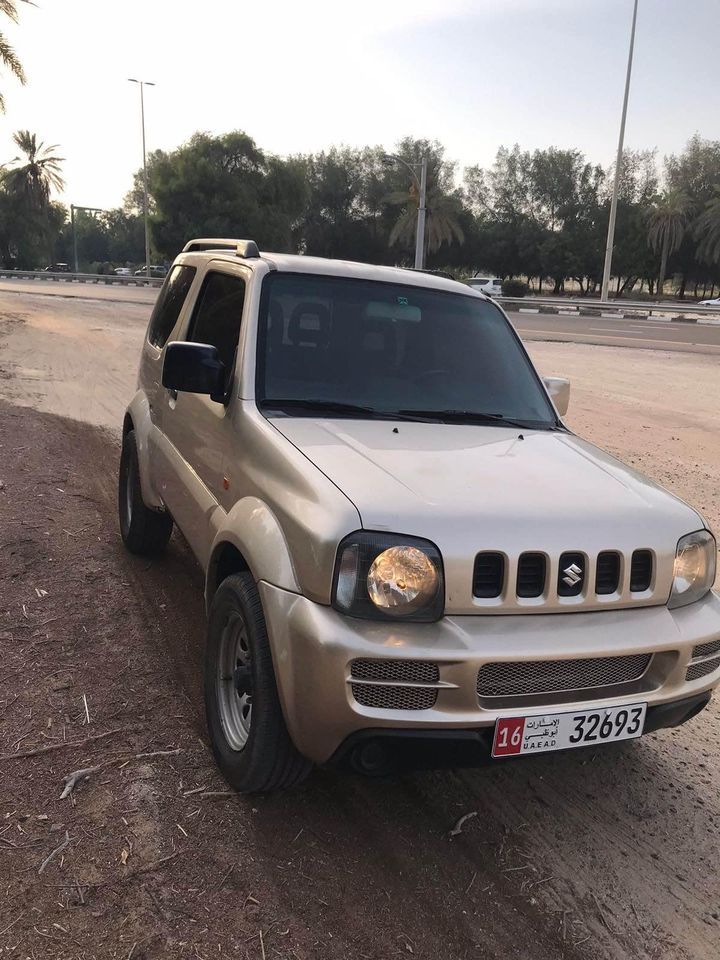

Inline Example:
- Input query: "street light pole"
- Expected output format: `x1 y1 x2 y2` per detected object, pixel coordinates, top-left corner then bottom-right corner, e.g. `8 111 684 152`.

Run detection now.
70 204 78 273
382 153 428 270
414 157 428 271
601 0 639 301
128 78 155 280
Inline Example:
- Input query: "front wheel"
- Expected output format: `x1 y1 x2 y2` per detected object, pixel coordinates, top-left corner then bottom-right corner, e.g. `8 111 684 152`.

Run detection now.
204 573 312 793
118 429 173 555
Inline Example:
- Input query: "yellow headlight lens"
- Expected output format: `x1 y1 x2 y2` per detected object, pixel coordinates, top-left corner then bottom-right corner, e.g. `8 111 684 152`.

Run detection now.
669 530 716 609
367 546 439 615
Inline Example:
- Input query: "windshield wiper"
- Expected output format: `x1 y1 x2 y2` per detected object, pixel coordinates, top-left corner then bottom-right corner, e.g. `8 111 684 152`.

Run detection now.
396 409 556 429
259 399 433 422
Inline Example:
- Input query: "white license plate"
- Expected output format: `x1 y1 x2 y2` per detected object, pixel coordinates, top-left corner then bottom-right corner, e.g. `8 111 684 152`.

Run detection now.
492 702 647 758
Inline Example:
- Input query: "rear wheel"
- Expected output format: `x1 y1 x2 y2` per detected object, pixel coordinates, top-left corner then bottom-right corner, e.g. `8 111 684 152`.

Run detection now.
204 572 312 793
118 429 173 555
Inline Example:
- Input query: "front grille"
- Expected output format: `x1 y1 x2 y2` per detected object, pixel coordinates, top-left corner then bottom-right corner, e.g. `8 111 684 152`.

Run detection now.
630 550 653 592
516 553 546 598
473 552 504 598
351 684 437 710
686 657 720 682
477 654 652 699
350 659 439 711
693 639 720 659
558 552 585 597
596 551 621 594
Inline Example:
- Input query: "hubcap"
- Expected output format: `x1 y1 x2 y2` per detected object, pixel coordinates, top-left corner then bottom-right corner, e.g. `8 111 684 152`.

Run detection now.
216 611 252 751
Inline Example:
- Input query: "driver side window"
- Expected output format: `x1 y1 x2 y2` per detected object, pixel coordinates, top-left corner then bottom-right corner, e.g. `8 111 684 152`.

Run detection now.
187 271 246 386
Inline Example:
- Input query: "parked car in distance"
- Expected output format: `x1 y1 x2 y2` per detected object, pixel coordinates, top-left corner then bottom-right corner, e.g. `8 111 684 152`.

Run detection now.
467 276 503 296
698 296 720 306
118 237 720 793
44 263 71 273
134 265 168 279
114 267 133 276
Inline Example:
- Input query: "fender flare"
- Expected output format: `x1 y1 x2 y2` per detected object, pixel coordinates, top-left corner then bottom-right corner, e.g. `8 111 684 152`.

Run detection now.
123 391 164 509
206 497 300 608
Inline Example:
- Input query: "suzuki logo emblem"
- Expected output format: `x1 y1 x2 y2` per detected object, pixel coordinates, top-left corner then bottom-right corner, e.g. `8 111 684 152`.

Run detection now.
562 562 583 587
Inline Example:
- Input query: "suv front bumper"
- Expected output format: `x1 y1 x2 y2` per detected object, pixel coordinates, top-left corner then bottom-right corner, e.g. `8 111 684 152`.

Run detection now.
259 582 720 765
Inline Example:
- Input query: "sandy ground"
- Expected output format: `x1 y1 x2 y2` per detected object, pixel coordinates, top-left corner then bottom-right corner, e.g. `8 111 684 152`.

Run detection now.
1 291 719 959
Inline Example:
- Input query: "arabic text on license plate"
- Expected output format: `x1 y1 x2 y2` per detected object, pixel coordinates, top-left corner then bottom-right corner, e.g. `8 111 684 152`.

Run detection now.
492 702 647 758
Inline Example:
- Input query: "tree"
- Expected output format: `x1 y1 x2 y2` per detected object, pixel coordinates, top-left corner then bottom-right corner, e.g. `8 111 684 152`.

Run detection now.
3 130 65 207
0 0 29 111
647 191 694 297
693 190 720 267
146 131 308 258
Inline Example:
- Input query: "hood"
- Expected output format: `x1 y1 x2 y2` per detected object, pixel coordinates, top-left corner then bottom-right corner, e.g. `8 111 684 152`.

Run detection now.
270 418 703 613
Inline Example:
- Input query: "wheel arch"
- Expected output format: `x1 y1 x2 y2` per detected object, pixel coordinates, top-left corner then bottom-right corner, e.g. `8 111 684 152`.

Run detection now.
124 390 164 509
206 498 300 611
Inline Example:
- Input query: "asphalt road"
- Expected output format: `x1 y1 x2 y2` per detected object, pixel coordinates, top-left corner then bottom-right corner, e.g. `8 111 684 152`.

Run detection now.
508 308 720 355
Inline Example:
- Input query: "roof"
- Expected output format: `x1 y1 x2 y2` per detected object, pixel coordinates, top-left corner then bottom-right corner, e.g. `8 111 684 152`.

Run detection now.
182 244 480 297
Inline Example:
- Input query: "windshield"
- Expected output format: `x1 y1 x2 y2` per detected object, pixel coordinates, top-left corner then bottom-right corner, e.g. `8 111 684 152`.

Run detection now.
256 273 557 427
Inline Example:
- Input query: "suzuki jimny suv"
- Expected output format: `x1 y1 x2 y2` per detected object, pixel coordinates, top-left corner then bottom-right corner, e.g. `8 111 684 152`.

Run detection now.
118 238 720 792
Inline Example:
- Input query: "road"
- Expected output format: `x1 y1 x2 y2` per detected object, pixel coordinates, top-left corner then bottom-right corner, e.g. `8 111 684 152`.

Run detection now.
0 283 719 959
510 308 720 355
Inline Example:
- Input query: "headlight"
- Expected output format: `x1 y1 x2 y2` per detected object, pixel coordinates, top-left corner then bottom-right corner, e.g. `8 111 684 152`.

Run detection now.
668 530 716 609
332 532 444 621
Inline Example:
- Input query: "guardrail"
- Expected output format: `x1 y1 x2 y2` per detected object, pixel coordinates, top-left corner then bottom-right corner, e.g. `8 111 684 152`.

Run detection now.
0 268 164 288
495 294 720 321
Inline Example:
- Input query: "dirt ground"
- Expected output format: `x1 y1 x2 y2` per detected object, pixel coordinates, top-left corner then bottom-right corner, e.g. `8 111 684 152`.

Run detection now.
1 293 719 960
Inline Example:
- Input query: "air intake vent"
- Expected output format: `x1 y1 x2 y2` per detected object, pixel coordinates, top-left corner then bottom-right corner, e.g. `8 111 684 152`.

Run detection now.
516 553 547 598
630 550 653 592
686 658 720 682
692 639 720 659
477 654 652 700
473 552 505 598
350 659 439 711
596 551 621 595
558 552 585 597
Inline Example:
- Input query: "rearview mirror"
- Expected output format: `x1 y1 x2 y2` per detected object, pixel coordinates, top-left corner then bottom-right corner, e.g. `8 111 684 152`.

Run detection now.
162 342 226 402
543 376 570 417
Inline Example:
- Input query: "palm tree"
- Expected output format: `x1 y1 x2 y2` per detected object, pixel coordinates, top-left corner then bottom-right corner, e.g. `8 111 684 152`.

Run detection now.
3 130 65 207
693 190 720 266
388 182 465 257
646 190 694 298
0 0 29 112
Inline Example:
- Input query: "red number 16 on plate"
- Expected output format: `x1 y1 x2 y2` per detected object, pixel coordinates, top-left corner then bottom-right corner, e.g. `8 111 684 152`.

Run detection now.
492 717 526 757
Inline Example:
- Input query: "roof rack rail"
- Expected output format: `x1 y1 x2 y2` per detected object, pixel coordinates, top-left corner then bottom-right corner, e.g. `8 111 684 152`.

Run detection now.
182 238 261 258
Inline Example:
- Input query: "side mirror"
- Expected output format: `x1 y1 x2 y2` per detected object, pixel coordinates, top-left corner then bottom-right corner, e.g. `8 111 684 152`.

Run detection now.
162 342 226 402
543 376 570 417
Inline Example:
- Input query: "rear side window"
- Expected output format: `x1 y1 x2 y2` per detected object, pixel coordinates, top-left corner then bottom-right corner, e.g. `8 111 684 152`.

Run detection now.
147 264 196 347
187 271 246 378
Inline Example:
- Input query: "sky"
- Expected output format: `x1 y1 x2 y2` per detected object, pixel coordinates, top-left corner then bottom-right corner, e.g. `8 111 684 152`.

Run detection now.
1 0 718 210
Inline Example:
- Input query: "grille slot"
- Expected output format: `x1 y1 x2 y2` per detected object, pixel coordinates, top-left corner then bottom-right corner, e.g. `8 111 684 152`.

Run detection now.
516 553 547 598
693 639 720 660
473 552 505 598
477 654 652 699
558 551 585 597
630 550 653 592
351 684 437 710
596 551 621 595
350 659 439 711
686 657 720 682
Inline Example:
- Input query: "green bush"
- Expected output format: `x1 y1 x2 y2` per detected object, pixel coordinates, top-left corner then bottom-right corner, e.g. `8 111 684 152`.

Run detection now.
501 278 529 297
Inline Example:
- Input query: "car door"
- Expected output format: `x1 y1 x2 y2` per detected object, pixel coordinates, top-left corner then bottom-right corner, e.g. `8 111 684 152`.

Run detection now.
158 265 249 565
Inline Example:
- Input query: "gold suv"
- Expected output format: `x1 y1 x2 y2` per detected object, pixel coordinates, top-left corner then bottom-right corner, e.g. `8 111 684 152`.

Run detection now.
118 239 720 792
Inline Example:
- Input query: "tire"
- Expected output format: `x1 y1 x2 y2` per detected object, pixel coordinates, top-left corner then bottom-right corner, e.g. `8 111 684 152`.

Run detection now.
118 429 173 555
204 572 312 793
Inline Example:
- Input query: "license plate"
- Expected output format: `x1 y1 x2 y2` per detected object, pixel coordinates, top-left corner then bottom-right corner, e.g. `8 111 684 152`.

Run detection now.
492 702 647 758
